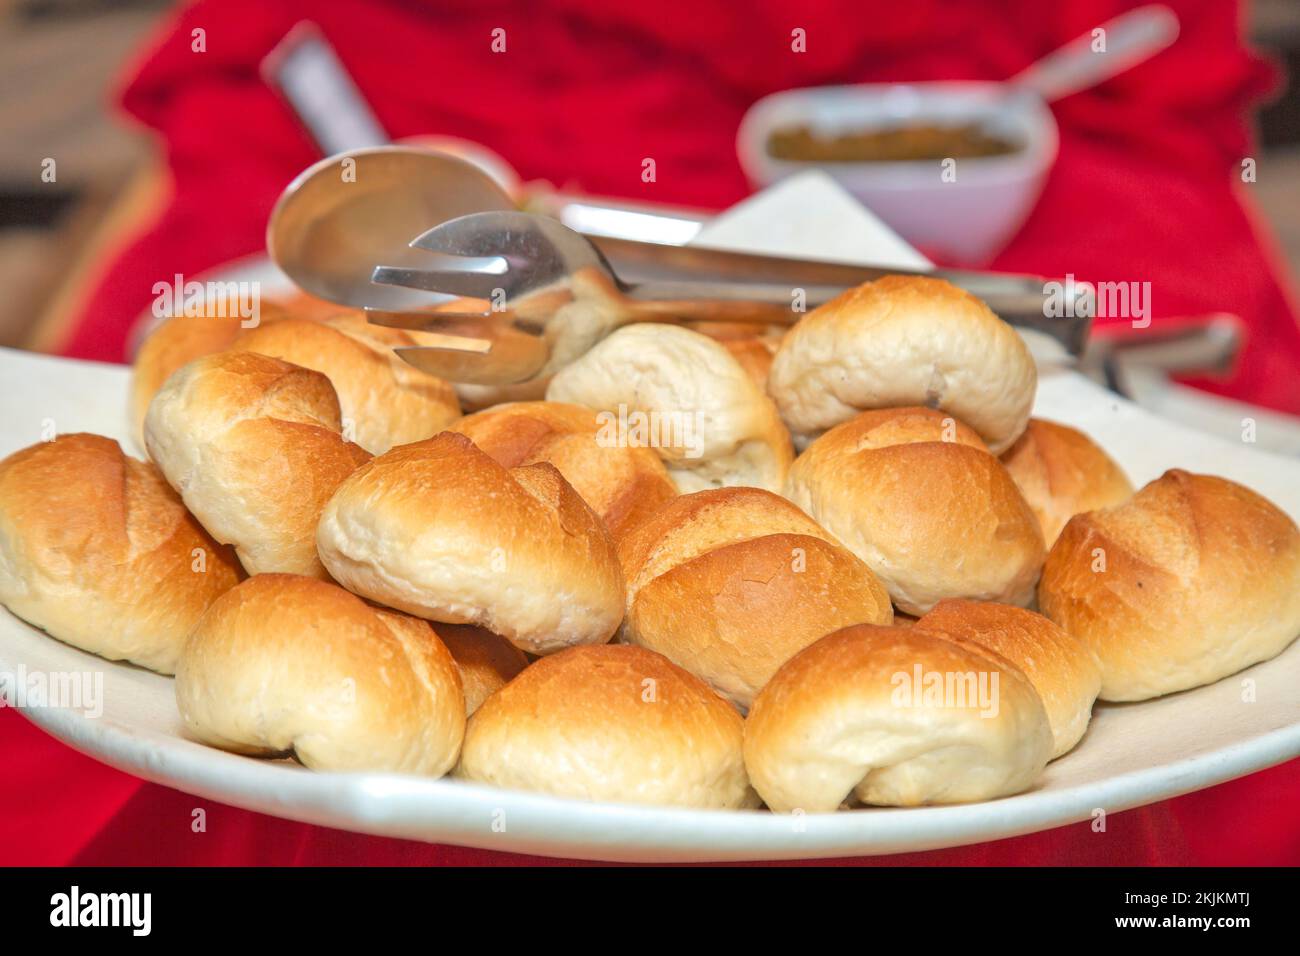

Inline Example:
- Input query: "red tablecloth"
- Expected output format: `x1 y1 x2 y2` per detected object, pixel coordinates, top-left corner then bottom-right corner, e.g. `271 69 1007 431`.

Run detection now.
3 710 1297 865
11 0 1299 865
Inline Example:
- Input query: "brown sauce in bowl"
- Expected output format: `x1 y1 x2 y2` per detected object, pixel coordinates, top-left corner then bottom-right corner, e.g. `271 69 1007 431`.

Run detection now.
767 123 1022 162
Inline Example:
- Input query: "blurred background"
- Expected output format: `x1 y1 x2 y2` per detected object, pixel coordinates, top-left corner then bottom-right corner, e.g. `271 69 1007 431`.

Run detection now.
0 0 171 352
0 0 1298 437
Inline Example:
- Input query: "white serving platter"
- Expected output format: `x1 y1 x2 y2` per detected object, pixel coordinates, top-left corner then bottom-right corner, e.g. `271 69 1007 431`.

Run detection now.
1 344 1297 862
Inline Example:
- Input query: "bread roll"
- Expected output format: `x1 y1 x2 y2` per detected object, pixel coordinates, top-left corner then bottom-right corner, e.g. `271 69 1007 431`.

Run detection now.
0 434 241 673
457 643 757 808
721 337 776 389
1038 469 1300 701
768 276 1036 453
321 308 434 350
1001 418 1133 544
744 624 1052 811
618 487 892 707
317 432 624 655
130 306 283 449
916 599 1101 758
144 351 370 578
176 574 464 773
691 321 786 384
451 401 677 538
436 624 530 715
546 323 793 493
276 289 351 323
230 316 460 455
785 407 1045 614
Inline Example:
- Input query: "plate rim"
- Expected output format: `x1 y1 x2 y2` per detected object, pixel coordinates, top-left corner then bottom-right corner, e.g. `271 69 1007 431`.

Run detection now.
6 617 1298 863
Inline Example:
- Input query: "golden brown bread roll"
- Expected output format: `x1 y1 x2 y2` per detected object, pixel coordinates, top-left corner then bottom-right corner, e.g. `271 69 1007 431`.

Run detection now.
457 643 757 808
546 323 794 493
176 574 465 773
276 289 351 322
316 432 624 655
451 401 677 539
617 487 892 707
744 624 1052 811
231 316 460 455
691 321 786 385
785 407 1045 614
916 599 1101 758
1038 469 1300 701
435 624 530 716
721 337 776 389
130 305 285 449
321 308 434 350
338 296 553 409
144 351 370 579
768 276 1036 453
0 434 242 673
1001 418 1133 545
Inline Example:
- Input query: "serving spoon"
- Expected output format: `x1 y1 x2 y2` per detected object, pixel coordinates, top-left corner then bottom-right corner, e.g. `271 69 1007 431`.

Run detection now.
266 145 516 312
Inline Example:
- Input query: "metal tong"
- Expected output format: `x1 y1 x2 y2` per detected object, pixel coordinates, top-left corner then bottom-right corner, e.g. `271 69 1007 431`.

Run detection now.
365 211 1093 385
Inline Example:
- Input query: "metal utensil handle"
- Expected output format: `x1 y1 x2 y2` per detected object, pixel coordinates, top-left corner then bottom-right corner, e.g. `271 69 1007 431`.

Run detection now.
1007 5 1179 104
623 274 1089 353
591 234 1041 290
1090 313 1243 375
624 280 812 325
261 22 389 155
590 235 1090 352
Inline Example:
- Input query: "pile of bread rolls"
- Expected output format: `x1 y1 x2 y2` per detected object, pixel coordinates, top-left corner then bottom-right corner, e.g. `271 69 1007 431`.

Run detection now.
2 274 1298 814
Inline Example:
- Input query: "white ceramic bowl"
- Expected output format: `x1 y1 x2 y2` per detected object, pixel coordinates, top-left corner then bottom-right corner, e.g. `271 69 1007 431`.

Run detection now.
737 82 1058 264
